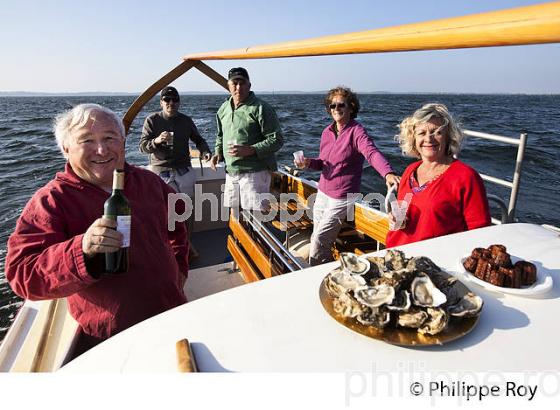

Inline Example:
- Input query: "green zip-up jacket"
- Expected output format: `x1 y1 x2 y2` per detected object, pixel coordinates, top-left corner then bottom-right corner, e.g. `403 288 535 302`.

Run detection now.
215 92 284 174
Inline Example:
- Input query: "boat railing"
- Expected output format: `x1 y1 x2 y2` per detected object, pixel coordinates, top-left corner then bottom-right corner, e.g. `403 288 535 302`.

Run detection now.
280 125 521 228
240 209 306 272
462 129 528 224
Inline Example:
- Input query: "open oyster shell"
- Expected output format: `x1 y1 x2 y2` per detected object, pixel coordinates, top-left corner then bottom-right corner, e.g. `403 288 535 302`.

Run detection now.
411 274 448 307
326 270 366 297
339 252 370 275
353 284 395 308
448 293 484 317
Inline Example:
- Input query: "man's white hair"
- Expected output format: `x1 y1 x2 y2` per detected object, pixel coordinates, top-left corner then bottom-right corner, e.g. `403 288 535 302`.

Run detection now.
53 104 125 157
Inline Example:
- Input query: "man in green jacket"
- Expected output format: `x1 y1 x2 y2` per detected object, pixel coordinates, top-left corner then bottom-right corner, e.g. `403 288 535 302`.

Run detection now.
210 67 284 211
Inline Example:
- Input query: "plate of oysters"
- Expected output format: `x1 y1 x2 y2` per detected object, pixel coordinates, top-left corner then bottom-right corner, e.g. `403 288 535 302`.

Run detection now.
460 244 553 297
319 250 483 346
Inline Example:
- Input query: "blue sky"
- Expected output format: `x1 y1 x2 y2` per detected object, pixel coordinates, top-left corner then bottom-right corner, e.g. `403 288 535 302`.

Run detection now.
1 0 558 93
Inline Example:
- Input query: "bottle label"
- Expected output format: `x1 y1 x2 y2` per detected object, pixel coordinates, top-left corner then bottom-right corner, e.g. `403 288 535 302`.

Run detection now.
116 215 131 247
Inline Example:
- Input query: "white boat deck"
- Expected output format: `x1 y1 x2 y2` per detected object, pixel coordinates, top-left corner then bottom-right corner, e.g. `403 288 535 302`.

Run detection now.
185 262 245 302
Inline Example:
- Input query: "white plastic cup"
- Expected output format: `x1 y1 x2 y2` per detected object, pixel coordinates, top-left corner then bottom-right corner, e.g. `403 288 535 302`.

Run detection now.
389 199 408 231
228 139 238 155
167 131 174 148
293 150 304 167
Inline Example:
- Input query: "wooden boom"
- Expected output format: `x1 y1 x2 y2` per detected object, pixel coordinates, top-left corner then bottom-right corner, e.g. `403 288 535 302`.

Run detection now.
184 2 560 60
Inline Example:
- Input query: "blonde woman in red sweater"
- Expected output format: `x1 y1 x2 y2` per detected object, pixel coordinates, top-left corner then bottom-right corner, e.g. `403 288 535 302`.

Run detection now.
386 103 491 247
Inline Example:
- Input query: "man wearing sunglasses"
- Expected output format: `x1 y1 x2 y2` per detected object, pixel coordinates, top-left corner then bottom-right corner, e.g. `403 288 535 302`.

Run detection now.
210 67 284 211
140 86 212 260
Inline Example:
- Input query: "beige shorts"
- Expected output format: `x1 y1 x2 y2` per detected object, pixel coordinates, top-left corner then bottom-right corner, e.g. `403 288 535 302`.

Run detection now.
224 170 271 211
151 166 196 197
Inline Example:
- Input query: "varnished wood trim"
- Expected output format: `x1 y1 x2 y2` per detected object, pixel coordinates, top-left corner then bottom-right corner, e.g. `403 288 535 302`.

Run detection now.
229 215 274 278
227 235 261 283
184 3 560 60
122 60 197 133
176 338 198 372
122 61 229 134
193 61 229 90
283 174 316 205
353 207 390 244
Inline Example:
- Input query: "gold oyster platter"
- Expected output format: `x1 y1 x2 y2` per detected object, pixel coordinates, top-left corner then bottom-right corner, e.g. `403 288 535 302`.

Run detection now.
319 250 483 346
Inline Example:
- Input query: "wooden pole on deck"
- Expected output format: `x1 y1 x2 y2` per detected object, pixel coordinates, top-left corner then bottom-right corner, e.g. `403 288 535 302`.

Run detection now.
184 2 560 60
176 338 198 372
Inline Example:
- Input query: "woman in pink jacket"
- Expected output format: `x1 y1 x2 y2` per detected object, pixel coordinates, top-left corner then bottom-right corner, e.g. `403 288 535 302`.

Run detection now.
295 87 400 265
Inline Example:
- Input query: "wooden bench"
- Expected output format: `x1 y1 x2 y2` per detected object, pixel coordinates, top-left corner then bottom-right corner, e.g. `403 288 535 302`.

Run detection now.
268 198 312 232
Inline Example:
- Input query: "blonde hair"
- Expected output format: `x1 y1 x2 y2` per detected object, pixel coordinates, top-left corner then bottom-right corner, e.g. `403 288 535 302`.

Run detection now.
54 104 125 157
396 103 463 158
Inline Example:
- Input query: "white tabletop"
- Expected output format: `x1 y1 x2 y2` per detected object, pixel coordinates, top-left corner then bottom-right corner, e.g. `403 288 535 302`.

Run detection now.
61 223 560 373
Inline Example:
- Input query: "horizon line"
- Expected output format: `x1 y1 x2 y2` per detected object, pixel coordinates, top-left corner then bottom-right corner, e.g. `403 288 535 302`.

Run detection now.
1 91 559 97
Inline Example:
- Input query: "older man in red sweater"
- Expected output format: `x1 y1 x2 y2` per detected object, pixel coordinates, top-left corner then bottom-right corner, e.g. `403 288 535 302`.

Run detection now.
6 104 188 352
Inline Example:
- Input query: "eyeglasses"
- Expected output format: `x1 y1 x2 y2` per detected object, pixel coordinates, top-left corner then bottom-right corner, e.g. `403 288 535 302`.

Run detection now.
162 96 179 103
329 102 346 110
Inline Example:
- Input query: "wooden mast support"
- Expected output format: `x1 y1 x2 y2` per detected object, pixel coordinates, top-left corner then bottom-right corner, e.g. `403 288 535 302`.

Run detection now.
184 2 560 60
122 61 228 134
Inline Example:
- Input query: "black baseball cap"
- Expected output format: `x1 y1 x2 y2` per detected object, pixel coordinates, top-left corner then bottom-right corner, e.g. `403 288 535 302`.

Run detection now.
161 86 179 99
228 67 250 81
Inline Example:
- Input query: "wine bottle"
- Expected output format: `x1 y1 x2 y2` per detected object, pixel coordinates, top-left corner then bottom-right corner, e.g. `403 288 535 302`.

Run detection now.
103 169 131 273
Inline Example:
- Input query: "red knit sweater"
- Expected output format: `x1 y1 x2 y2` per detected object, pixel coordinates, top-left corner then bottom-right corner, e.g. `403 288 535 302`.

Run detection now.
386 160 491 247
6 163 188 339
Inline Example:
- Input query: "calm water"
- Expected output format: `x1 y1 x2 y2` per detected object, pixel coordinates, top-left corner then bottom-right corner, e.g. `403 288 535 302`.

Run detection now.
0 94 559 341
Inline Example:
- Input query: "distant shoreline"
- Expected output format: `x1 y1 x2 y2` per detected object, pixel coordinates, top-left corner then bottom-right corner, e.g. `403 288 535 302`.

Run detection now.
1 91 559 97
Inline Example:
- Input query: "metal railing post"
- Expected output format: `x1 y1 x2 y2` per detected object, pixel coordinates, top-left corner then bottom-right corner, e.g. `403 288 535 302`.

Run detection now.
508 132 528 222
463 129 528 224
